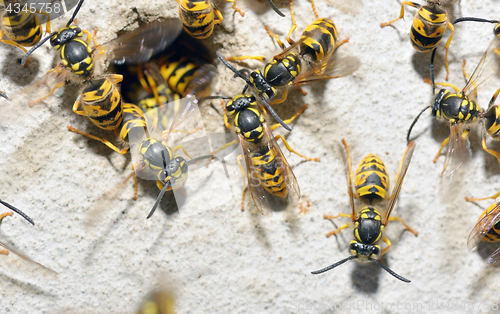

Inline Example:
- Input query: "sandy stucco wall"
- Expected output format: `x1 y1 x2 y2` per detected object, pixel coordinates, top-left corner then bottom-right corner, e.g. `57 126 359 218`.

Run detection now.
1 0 500 313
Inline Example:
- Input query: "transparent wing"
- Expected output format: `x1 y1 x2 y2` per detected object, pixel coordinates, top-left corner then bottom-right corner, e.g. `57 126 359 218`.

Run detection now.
293 55 361 86
340 139 357 222
462 35 500 100
263 122 300 206
467 203 500 251
486 246 500 266
239 135 273 217
184 64 218 99
0 240 57 275
383 141 416 225
439 123 471 203
99 19 183 65
160 96 206 143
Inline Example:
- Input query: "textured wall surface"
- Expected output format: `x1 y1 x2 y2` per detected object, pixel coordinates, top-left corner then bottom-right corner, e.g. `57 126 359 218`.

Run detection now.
1 0 500 313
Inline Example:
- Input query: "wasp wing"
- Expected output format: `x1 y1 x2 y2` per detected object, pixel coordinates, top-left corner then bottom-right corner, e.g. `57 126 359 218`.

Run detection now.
383 141 416 225
439 123 471 203
340 139 358 222
486 246 500 266
263 121 300 206
238 134 273 217
467 203 500 251
462 35 500 101
100 19 183 65
293 55 361 86
0 240 57 275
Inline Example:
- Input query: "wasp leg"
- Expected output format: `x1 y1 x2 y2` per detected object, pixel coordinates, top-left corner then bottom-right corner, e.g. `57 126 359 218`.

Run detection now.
213 5 224 24
433 136 450 163
380 1 421 28
269 89 288 105
224 0 245 16
310 0 319 19
237 154 248 211
264 25 286 50
130 163 139 200
68 126 129 154
0 212 13 255
29 80 67 106
379 237 392 259
432 81 461 94
275 134 320 161
388 216 418 236
324 213 352 237
466 191 500 202
286 0 297 45
481 132 500 166
171 145 193 160
225 56 265 62
443 20 455 81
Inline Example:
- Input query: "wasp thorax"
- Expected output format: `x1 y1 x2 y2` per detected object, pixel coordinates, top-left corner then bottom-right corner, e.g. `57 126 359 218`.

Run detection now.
139 139 172 170
250 71 275 99
159 156 188 186
50 26 81 48
227 95 255 113
349 241 380 261
432 89 447 116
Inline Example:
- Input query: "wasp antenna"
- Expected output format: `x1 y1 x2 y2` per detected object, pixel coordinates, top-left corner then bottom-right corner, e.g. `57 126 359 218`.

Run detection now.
216 51 253 87
265 0 286 17
21 35 52 66
430 47 437 94
0 91 9 100
200 95 233 102
311 255 357 274
0 199 35 225
371 258 411 283
407 106 431 143
66 0 86 26
452 17 499 25
260 96 291 131
147 150 170 219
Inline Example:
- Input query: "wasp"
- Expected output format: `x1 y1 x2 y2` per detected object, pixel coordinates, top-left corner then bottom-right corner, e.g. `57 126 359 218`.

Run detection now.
0 0 52 64
311 140 417 282
137 289 176 314
407 25 500 201
126 96 237 218
175 0 284 39
20 7 183 106
216 17 360 130
209 93 319 216
465 193 500 266
67 74 148 156
380 1 498 80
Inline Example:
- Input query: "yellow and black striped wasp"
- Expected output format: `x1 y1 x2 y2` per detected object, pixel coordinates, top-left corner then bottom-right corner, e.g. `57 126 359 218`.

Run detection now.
208 93 319 216
19 0 183 106
0 0 53 64
216 11 360 130
407 22 500 201
465 192 500 266
127 96 238 218
137 289 176 314
175 0 284 39
380 0 498 81
311 140 417 282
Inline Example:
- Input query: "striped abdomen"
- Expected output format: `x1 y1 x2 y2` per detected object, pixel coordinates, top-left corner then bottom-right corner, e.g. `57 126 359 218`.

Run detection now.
2 11 43 46
483 105 500 139
299 18 338 61
433 90 482 124
478 203 500 242
119 103 147 143
78 78 124 130
159 52 198 95
252 146 287 198
410 5 447 52
354 154 389 203
178 0 219 39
